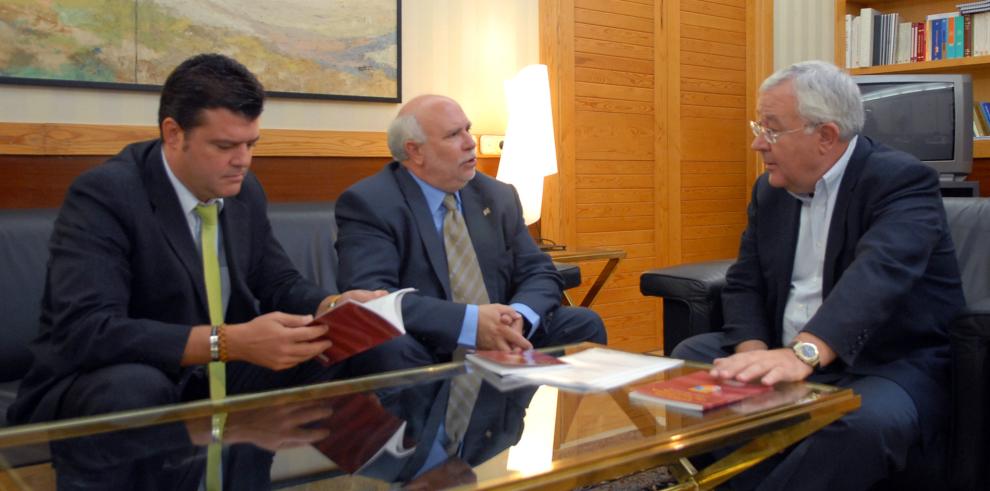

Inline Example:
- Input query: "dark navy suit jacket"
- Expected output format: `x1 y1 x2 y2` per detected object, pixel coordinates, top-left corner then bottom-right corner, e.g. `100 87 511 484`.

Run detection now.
721 135 965 436
335 162 563 354
9 140 327 424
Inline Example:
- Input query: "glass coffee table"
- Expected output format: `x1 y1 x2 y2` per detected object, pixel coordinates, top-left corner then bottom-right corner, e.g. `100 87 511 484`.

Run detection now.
0 343 859 490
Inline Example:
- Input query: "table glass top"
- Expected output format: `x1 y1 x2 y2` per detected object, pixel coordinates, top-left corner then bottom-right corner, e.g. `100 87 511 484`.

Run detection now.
0 344 858 490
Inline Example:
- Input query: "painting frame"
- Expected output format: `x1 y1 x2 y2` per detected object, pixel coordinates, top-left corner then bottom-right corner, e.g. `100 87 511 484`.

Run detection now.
0 0 402 103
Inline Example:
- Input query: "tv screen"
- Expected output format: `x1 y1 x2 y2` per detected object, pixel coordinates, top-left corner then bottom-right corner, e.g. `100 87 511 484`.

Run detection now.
853 74 972 178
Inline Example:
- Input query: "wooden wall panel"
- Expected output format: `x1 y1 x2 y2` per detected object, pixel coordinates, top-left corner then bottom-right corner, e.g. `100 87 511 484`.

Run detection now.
678 0 751 264
544 0 769 353
562 1 661 353
0 153 500 208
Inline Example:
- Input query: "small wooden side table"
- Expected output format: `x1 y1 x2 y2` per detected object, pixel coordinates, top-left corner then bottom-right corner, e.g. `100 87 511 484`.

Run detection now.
548 248 626 307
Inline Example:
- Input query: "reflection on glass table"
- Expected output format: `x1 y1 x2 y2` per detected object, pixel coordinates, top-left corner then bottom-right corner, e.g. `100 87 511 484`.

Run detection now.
0 343 859 490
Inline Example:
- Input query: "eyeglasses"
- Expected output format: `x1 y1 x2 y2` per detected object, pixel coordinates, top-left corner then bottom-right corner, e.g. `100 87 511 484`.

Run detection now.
749 120 811 145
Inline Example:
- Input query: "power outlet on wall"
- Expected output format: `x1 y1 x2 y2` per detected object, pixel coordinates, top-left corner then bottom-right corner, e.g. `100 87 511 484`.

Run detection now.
479 135 505 156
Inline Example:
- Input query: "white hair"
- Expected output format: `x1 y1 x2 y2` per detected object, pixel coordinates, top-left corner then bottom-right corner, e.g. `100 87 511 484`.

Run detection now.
387 114 426 161
761 60 864 140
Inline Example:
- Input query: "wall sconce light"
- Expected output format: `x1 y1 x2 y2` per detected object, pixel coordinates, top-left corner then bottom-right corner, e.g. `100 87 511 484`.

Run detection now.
497 64 558 227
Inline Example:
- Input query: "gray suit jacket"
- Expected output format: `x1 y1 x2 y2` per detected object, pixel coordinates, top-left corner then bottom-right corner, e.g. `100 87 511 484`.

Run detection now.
335 162 563 354
9 140 327 424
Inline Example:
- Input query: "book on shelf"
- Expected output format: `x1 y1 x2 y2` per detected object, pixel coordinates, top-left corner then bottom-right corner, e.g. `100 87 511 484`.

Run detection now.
629 370 773 412
897 21 912 64
466 349 567 376
975 102 990 136
310 288 415 365
502 347 684 393
958 1 990 15
842 5 990 67
860 7 881 67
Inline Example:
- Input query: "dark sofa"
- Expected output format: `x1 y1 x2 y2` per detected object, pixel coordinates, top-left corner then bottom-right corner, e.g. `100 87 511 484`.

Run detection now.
639 197 990 490
0 201 581 431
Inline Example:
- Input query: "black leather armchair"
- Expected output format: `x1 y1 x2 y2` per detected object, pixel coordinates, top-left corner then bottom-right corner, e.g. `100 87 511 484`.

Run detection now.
640 197 990 490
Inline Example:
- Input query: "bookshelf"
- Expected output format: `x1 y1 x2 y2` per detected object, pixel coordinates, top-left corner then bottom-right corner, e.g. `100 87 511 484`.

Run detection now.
835 1 990 188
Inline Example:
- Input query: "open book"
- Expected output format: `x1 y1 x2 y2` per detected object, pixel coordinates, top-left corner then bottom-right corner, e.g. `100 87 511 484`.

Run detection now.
310 288 414 365
629 370 773 412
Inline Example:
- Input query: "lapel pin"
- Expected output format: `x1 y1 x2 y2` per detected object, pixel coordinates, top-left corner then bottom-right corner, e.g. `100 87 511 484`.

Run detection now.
483 207 491 216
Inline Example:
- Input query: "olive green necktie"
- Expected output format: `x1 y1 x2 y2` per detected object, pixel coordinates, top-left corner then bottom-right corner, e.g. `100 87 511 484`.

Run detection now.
442 194 490 305
440 194 486 454
195 203 226 491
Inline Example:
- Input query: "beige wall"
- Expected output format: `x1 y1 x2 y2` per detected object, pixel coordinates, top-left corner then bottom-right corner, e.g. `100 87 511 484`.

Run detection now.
0 0 537 135
774 0 833 69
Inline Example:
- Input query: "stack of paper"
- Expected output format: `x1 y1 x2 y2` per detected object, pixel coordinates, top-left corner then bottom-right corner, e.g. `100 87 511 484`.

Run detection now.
501 348 683 392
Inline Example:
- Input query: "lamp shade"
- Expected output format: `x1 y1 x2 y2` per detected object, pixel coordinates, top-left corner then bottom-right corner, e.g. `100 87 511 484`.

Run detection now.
497 64 558 225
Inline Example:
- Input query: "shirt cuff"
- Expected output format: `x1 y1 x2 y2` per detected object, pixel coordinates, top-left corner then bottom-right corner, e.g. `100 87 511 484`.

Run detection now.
458 304 479 348
511 303 541 338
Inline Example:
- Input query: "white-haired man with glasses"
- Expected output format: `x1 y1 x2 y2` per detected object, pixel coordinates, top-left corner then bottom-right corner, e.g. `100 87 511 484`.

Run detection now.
672 60 964 490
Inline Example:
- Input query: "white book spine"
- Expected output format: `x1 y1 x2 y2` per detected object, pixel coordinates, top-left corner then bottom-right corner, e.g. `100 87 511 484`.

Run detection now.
846 14 853 67
860 8 880 66
851 16 862 67
897 21 912 64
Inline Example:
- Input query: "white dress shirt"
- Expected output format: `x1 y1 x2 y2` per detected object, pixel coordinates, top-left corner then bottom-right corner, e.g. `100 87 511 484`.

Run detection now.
781 135 857 345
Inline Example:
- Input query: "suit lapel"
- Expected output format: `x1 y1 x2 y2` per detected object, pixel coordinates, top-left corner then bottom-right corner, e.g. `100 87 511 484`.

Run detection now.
460 183 499 303
219 192 250 311
823 137 869 295
141 141 210 315
393 164 453 299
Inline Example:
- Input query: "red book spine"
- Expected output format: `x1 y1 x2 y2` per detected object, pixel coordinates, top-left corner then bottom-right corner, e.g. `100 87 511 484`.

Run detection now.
917 22 927 62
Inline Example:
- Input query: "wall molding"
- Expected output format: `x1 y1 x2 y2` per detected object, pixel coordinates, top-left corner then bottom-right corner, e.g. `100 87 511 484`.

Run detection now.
0 122 390 157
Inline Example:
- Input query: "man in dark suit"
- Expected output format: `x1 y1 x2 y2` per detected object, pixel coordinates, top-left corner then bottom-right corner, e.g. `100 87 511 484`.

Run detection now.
671 61 965 490
335 94 605 362
8 54 384 425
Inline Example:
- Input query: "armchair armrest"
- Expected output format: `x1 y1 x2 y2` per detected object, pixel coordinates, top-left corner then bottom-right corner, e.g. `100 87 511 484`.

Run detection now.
640 259 734 353
949 297 990 491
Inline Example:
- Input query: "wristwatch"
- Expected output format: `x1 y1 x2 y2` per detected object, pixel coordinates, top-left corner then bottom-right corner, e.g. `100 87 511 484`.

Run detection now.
209 325 221 362
791 342 820 369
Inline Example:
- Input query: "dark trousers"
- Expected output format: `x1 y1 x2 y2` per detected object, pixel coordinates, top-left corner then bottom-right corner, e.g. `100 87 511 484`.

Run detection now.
532 305 608 347
672 332 921 491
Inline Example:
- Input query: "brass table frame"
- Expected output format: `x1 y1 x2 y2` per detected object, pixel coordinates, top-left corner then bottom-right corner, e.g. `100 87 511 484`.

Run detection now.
0 347 860 491
549 248 626 307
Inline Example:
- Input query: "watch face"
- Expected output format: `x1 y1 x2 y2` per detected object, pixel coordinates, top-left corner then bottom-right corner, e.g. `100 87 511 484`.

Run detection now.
799 344 816 358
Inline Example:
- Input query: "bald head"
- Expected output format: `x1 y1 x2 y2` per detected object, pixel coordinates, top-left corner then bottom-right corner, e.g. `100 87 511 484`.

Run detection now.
388 94 478 192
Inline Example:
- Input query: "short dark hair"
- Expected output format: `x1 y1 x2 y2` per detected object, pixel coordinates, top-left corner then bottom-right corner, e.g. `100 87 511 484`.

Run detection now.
157 53 265 135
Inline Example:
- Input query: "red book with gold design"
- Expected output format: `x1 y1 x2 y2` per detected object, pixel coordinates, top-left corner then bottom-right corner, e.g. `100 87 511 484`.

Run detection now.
310 288 414 365
630 371 773 412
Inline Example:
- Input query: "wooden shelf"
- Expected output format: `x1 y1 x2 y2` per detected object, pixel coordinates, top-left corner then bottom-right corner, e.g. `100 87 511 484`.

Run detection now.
974 139 990 158
849 56 990 75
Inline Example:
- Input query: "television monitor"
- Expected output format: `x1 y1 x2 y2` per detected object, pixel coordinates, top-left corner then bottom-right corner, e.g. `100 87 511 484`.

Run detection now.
853 74 973 180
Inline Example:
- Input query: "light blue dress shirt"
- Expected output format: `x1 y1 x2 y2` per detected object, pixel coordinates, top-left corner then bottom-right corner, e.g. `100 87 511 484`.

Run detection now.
161 150 230 314
408 173 541 348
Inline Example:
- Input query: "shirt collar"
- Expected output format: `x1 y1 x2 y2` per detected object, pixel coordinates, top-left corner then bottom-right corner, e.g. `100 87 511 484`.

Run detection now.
788 134 857 202
161 148 224 213
408 170 461 213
